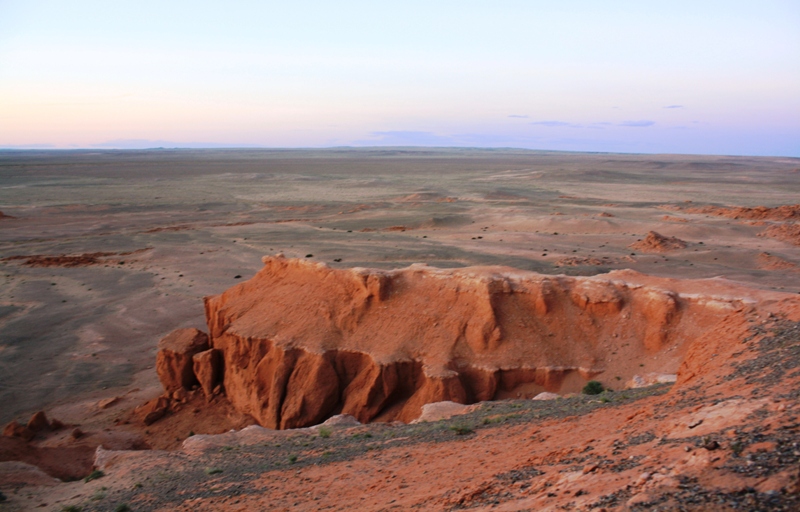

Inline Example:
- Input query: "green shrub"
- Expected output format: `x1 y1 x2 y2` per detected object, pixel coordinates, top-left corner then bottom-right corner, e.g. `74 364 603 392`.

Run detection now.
450 425 474 435
62 506 82 512
289 454 298 463
114 504 131 512
205 468 223 475
318 426 332 438
84 469 104 483
582 381 605 395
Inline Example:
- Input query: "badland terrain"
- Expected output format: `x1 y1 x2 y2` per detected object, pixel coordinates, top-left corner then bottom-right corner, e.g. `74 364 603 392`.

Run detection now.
1 148 799 510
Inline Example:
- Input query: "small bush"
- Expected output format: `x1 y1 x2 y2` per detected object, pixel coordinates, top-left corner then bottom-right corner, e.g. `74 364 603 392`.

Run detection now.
450 425 474 435
582 381 605 395
114 504 131 512
84 469 105 483
318 427 332 438
62 506 81 512
289 454 298 463
205 468 223 475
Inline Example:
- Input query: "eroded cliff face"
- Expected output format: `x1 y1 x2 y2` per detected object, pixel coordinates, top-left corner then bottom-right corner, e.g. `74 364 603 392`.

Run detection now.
182 255 747 429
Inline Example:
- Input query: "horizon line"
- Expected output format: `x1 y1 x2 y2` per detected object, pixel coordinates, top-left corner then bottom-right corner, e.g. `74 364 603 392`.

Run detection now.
0 145 798 159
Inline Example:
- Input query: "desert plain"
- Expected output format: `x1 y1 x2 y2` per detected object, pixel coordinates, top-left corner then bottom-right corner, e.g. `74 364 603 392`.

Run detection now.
1 148 800 511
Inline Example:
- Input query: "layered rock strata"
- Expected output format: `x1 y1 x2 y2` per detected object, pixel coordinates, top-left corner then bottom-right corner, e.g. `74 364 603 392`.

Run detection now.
157 255 746 429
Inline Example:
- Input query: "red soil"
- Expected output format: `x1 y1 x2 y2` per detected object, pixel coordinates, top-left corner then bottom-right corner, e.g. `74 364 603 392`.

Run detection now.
668 204 800 221
661 215 688 223
759 223 800 246
0 248 150 268
75 298 800 511
629 231 688 253
5 260 800 510
757 252 798 271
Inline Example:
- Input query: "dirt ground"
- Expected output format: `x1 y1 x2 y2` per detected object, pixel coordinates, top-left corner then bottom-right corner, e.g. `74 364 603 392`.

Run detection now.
1 148 799 510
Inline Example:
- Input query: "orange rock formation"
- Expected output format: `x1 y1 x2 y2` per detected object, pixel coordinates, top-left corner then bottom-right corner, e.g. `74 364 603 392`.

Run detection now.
629 231 688 252
157 256 749 430
155 328 209 393
759 222 800 246
667 203 800 221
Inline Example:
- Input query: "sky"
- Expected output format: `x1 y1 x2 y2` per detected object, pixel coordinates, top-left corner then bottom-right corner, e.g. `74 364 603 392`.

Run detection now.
1 0 798 156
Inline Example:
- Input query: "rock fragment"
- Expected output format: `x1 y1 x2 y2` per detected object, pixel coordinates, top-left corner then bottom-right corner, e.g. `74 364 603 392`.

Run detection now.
192 348 221 397
2 421 34 442
156 328 209 393
26 411 49 432
629 231 687 252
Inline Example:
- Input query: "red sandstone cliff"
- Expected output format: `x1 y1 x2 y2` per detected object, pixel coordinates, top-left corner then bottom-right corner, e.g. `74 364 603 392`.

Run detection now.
150 255 745 429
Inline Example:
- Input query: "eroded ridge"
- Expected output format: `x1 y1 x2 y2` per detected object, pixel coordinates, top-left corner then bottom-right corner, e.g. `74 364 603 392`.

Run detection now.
162 256 749 429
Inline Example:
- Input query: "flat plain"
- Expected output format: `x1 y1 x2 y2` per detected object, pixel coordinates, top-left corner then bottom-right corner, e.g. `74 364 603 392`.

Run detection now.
1 149 799 510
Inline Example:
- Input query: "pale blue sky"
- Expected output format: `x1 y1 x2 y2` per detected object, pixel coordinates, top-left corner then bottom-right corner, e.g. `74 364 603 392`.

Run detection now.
1 1 798 155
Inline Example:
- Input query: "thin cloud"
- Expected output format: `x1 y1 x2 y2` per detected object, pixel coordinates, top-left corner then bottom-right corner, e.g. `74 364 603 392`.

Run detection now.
508 114 529 118
619 120 655 127
663 105 683 109
530 121 581 128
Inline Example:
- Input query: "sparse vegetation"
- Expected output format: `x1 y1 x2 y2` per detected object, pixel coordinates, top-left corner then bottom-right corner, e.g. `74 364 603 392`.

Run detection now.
205 467 223 475
582 380 605 395
61 506 81 512
84 469 105 483
114 504 132 512
289 454 298 463
450 425 474 435
318 426 332 438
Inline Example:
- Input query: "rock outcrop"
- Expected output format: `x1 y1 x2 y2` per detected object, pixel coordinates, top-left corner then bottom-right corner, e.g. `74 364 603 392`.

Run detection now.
629 231 688 252
192 349 222 397
671 203 800 221
150 255 747 429
759 223 800 246
156 328 209 393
